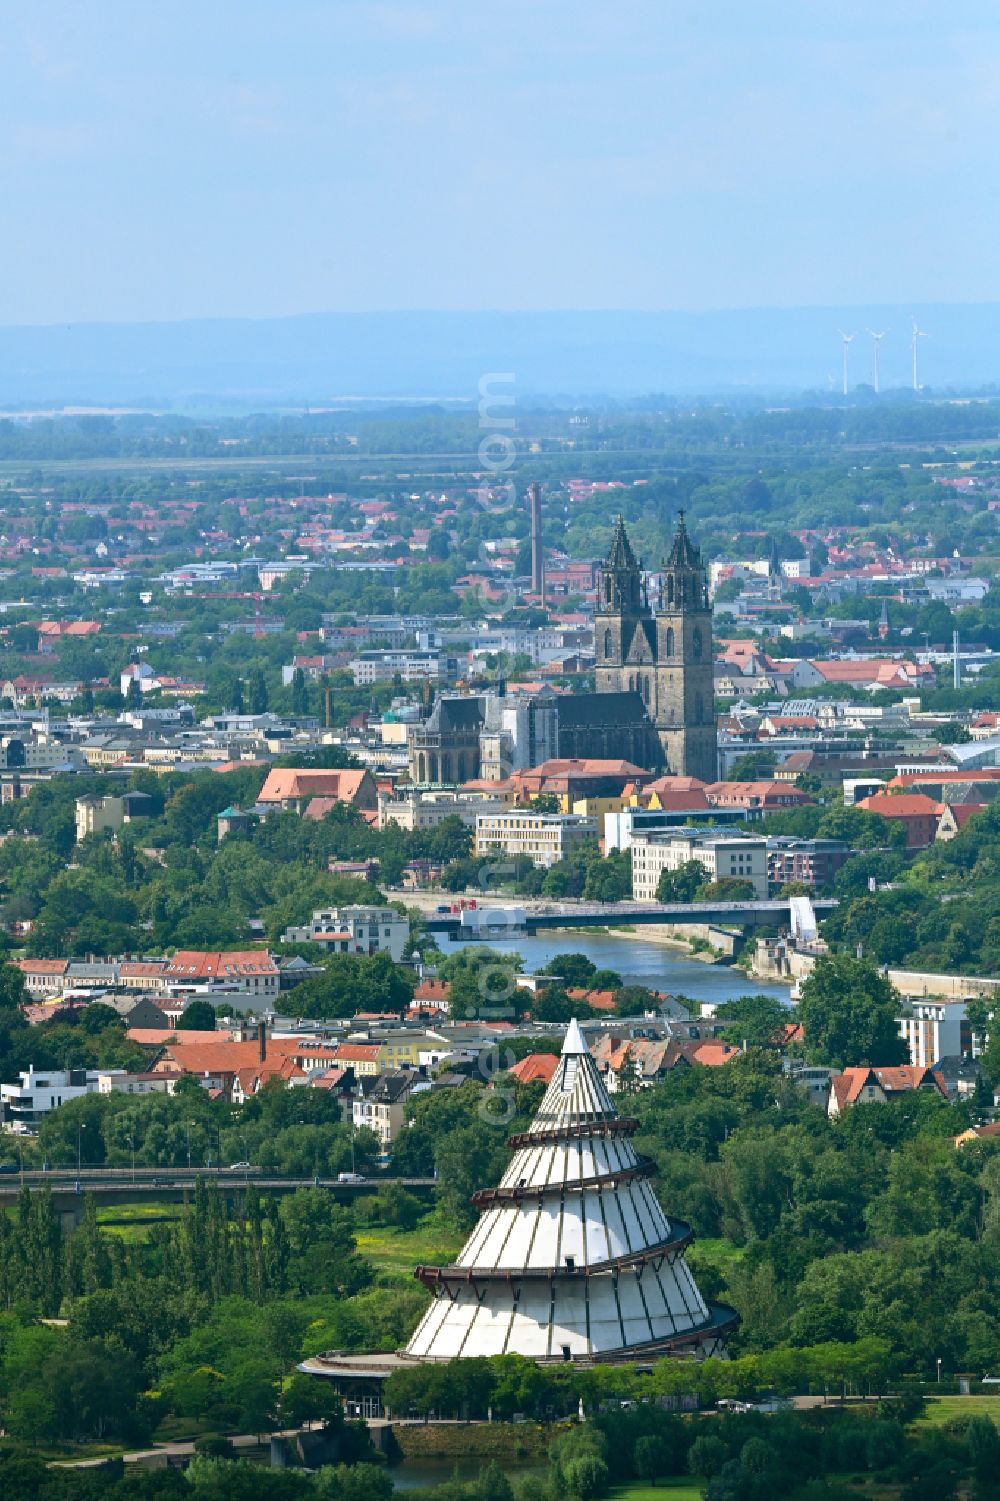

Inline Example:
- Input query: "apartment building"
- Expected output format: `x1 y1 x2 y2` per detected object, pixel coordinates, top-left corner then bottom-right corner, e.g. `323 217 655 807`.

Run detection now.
379 787 511 832
766 837 850 891
1 1067 101 1132
630 829 768 902
161 950 280 997
474 810 597 869
898 998 977 1070
281 905 409 962
349 650 452 686
348 1071 422 1147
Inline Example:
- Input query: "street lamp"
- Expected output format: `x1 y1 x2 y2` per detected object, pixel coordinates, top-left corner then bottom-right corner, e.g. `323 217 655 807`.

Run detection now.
76 1121 87 1193
937 1357 942 1385
185 1121 194 1173
126 1131 136 1185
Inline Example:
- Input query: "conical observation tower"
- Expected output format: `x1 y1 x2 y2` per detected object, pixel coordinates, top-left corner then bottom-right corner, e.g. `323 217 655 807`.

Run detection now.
406 1020 736 1363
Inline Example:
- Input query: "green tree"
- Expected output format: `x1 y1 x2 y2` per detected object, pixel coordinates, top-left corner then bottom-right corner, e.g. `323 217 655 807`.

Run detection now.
177 999 217 1031
797 954 909 1068
716 994 791 1049
656 859 705 903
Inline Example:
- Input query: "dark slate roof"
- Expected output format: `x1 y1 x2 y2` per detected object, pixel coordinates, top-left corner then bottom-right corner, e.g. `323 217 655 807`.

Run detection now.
559 691 653 728
934 1054 982 1081
426 696 485 732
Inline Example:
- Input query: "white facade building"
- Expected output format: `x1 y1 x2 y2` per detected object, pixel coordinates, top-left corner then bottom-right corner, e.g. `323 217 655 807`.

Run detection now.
630 830 768 902
349 651 450 686
282 905 410 961
379 788 509 831
898 998 976 1069
475 810 597 869
0 1067 104 1132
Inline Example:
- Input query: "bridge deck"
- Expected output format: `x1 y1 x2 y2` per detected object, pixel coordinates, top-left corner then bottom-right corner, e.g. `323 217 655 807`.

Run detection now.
425 898 836 934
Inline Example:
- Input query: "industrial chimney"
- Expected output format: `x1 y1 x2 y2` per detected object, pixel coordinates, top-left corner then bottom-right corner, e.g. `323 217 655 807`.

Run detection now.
528 481 545 605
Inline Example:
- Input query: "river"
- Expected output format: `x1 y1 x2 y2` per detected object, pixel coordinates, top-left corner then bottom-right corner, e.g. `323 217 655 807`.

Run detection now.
436 929 789 1006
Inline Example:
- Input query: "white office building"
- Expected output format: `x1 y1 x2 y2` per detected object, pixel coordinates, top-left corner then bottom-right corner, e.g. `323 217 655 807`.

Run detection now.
475 810 597 869
630 830 768 902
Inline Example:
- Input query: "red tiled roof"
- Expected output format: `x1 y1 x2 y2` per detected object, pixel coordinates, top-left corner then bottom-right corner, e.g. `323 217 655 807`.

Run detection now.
257 768 371 804
163 950 278 980
509 1053 559 1084
858 793 942 818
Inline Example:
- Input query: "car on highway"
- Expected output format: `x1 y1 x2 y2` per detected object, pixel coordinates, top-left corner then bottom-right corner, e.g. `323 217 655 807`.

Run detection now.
337 1171 366 1183
227 1161 254 1171
0 1163 19 1174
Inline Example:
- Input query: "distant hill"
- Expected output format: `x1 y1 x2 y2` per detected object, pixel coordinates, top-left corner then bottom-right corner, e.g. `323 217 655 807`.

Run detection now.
0 305 999 405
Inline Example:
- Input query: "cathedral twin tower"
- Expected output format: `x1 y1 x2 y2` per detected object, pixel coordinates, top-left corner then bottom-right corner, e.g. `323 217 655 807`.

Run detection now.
595 513 717 783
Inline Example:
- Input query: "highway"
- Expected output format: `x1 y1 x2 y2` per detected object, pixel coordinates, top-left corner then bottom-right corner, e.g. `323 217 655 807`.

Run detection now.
0 1168 435 1200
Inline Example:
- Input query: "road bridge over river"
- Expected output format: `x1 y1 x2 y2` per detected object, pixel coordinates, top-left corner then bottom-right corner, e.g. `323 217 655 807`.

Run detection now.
0 1168 436 1227
424 897 836 936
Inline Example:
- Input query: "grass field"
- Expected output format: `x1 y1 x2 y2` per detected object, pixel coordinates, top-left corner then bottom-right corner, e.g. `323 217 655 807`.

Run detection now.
355 1217 464 1281
95 1203 182 1241
90 1199 461 1275
609 1482 705 1501
917 1395 1000 1428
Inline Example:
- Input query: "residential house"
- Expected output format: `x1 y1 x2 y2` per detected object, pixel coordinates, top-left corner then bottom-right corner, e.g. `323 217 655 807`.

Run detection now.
348 1071 421 1147
857 792 943 849
508 1053 559 1084
827 1065 947 1117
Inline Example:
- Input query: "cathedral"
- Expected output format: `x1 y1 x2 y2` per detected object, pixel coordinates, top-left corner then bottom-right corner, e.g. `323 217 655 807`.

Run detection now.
406 512 716 785
595 513 717 782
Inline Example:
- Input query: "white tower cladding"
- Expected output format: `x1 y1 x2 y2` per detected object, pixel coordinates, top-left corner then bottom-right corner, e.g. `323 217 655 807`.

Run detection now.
406 1019 735 1363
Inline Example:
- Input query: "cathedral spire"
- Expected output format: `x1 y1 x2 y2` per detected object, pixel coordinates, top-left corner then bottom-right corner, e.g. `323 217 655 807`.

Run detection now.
599 515 645 614
665 510 701 571
605 514 639 572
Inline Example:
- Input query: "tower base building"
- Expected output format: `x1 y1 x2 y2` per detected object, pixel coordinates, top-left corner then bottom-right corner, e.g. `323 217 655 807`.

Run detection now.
300 1022 734 1411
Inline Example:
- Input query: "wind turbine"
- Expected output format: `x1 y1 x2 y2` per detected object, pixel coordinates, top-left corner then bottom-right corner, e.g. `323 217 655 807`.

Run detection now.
837 330 855 397
910 317 928 391
867 329 887 394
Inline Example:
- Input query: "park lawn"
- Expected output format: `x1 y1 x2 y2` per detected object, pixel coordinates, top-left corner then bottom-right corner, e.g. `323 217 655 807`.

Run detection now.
916 1395 1000 1429
609 1481 705 1501
686 1237 745 1273
96 1203 182 1241
355 1216 465 1281
96 1203 182 1225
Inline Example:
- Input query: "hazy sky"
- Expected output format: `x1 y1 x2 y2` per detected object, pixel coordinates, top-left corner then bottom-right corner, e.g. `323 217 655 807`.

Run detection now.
3 1 1000 325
